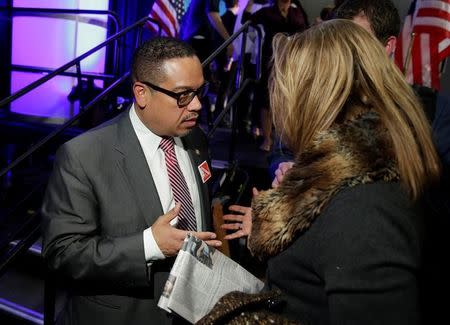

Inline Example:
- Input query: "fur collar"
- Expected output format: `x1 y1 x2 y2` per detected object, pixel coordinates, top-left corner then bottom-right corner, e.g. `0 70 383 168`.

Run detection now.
249 112 400 260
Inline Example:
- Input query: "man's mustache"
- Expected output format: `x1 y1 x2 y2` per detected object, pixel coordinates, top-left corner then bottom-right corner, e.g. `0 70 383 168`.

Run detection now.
182 113 199 122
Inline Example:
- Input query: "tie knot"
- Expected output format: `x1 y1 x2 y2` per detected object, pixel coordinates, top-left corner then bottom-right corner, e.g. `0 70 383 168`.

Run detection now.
159 137 175 153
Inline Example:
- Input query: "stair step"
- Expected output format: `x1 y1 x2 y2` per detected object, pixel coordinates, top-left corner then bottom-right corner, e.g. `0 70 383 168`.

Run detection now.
0 297 42 324
9 239 42 257
0 264 44 325
0 239 65 325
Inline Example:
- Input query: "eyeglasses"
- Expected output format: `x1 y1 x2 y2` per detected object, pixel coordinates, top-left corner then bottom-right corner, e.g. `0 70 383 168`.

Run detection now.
140 80 209 107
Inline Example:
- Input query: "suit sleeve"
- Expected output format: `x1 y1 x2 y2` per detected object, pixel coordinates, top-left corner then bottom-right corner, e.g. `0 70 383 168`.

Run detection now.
41 144 149 289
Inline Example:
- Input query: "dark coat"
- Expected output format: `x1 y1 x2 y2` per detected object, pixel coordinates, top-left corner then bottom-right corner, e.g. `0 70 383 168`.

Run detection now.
249 112 426 325
41 108 212 325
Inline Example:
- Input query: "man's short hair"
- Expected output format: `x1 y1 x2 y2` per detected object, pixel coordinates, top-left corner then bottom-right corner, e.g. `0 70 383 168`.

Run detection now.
320 6 334 21
335 0 400 44
131 37 197 84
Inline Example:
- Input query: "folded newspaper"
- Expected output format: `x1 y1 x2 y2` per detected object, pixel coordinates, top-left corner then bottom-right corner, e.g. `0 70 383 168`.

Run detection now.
158 234 265 324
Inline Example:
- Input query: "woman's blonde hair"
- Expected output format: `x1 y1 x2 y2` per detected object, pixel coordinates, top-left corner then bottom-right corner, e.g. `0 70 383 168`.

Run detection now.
270 19 440 199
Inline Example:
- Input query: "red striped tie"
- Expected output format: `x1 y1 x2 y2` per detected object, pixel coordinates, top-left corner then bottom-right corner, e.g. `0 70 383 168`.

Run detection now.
159 137 197 231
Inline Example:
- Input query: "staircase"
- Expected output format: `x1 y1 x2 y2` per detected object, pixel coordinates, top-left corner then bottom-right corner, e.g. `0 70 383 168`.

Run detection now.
0 239 66 325
0 119 83 325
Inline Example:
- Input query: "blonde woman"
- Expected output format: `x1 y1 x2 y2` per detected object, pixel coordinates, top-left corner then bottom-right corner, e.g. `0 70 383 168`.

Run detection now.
222 19 441 324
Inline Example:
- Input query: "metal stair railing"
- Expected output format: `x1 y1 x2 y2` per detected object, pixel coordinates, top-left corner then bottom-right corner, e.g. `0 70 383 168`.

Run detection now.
0 15 160 178
0 15 159 110
0 7 123 96
205 21 263 165
0 15 161 274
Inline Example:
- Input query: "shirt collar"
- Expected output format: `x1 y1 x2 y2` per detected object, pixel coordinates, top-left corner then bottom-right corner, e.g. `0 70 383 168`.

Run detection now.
129 103 163 159
129 104 184 158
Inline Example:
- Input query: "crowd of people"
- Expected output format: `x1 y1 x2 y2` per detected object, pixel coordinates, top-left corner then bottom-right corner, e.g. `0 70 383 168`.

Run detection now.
40 0 449 324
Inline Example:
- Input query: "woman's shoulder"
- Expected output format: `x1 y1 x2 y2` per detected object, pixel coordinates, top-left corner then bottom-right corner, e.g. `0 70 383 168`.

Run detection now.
336 180 415 205
312 182 424 259
307 182 424 277
320 181 423 229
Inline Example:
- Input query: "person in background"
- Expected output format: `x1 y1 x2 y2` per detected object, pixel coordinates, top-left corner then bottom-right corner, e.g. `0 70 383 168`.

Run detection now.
223 19 441 324
229 0 272 135
269 0 399 185
221 0 240 39
212 0 240 124
314 5 334 25
270 0 450 186
181 0 234 64
180 0 236 128
242 0 309 151
41 37 221 325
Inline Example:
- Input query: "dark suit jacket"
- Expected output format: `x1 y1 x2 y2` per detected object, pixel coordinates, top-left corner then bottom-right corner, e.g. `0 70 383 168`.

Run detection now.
41 109 212 324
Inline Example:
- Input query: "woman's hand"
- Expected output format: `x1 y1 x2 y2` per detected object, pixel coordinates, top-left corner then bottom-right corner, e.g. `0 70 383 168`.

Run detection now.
221 188 259 240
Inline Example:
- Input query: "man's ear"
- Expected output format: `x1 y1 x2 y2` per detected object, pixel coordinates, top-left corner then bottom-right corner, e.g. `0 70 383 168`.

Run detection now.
385 36 397 58
133 82 149 108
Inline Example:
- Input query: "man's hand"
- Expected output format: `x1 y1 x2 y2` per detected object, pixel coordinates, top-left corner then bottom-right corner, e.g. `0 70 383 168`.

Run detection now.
221 188 259 240
271 161 294 188
152 204 221 257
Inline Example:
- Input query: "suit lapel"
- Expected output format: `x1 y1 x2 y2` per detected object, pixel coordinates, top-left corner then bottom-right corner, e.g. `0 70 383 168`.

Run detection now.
114 110 163 227
182 130 212 231
113 109 211 230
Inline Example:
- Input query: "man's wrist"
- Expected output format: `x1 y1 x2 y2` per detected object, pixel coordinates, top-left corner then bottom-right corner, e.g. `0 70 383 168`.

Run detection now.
143 227 165 261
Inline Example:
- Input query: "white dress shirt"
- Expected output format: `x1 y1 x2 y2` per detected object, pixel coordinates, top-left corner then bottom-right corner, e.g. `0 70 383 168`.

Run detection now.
129 105 202 261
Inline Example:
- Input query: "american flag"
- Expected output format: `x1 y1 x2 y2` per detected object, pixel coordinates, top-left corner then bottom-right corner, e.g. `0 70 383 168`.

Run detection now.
147 0 185 37
395 0 450 90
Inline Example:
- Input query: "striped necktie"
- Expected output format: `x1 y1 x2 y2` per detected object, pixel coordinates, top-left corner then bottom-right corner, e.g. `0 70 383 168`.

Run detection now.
159 137 197 231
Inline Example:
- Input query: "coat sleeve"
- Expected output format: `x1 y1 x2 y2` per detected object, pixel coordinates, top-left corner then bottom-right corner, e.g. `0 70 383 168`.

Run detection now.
41 144 150 289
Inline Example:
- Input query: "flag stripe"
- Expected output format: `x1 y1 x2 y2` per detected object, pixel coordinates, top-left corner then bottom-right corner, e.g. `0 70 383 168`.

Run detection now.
155 0 179 33
430 35 441 88
439 37 450 51
417 8 450 20
147 0 184 38
420 33 431 87
414 17 450 36
395 0 450 90
146 21 159 35
439 38 450 59
413 33 424 84
150 11 173 37
414 25 450 36
416 0 450 13
150 5 176 36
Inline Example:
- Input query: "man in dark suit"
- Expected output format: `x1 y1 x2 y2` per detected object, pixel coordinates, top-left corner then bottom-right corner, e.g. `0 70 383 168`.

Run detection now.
41 37 221 325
